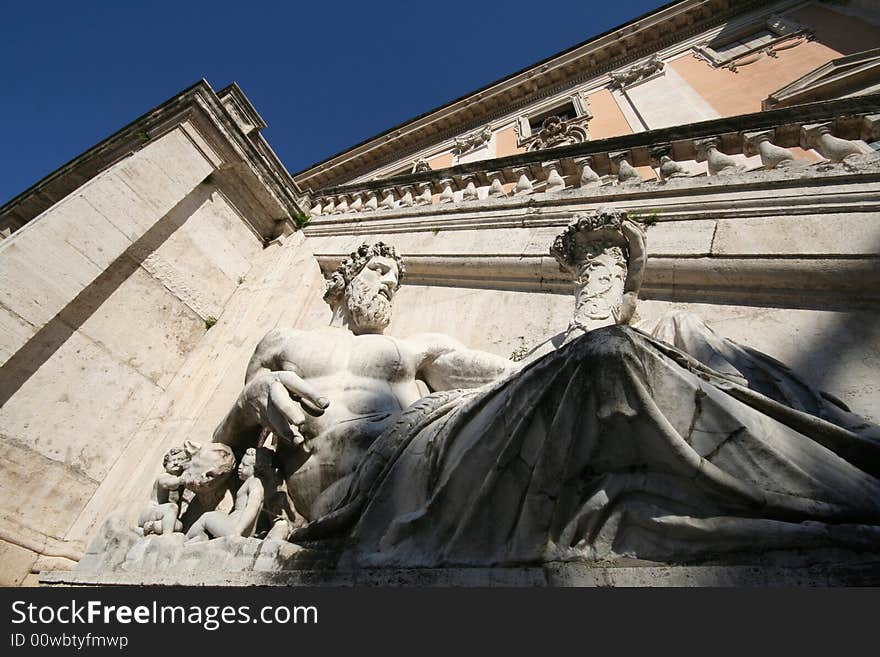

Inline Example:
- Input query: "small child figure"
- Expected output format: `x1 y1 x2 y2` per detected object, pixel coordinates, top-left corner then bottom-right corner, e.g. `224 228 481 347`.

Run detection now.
137 446 191 536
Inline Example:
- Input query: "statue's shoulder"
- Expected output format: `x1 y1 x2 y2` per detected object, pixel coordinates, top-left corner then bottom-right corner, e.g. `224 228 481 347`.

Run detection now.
401 332 464 358
257 326 348 346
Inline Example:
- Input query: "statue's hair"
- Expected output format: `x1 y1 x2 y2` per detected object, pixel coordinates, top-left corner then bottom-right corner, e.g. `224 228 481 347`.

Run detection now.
239 447 276 479
550 208 627 269
163 446 191 470
323 242 406 307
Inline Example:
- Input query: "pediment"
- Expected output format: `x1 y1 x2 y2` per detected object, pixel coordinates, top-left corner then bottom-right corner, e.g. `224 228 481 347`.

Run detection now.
764 48 880 109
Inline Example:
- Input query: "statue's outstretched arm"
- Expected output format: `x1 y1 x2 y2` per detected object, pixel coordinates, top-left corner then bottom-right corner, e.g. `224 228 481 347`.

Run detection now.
408 333 516 392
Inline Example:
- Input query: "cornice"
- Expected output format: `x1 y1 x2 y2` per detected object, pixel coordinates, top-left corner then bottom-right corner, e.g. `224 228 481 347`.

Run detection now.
0 80 306 237
293 0 778 192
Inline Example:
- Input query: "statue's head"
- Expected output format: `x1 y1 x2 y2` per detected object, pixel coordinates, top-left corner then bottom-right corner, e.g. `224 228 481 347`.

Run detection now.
162 446 191 476
181 443 236 493
238 448 257 481
238 447 276 482
550 208 630 275
323 242 406 335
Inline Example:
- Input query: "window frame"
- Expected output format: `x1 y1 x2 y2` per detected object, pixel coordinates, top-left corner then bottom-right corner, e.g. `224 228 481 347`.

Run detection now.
694 14 810 70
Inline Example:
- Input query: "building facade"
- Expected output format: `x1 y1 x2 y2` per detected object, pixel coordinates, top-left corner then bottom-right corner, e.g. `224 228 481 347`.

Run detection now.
0 0 878 585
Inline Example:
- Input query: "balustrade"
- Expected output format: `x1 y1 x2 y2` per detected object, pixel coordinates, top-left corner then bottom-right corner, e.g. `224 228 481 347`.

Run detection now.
303 99 878 219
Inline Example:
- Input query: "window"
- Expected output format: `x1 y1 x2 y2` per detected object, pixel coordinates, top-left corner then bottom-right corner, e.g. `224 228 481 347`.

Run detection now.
694 14 810 69
712 29 776 58
527 102 578 136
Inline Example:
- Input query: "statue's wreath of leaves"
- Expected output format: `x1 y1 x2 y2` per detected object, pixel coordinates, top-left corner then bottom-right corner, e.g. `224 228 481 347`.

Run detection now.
323 242 407 305
550 208 627 269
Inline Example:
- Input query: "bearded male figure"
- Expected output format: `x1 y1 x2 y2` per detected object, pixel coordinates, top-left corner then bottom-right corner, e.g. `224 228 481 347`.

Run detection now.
212 243 515 523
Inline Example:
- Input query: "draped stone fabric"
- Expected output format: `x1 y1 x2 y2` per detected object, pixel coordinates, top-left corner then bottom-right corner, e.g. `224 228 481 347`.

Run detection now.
293 324 880 567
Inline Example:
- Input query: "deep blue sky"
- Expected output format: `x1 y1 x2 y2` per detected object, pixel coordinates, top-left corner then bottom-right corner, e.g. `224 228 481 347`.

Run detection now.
0 0 662 204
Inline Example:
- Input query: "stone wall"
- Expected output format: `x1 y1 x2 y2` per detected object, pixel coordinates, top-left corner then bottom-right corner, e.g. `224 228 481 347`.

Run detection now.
0 125 285 585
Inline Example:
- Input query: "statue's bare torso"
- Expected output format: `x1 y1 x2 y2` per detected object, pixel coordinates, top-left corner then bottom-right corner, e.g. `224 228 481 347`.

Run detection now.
216 325 512 520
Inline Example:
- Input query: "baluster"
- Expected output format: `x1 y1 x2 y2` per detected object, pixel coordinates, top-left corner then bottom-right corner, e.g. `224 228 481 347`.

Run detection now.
487 171 507 198
309 199 323 216
615 155 642 183
398 186 414 208
362 190 378 212
576 157 601 187
415 182 433 206
349 192 364 213
659 156 688 180
380 188 396 211
333 194 349 214
544 162 566 192
696 138 743 175
462 174 479 201
513 167 533 195
439 178 456 204
744 131 797 169
802 124 869 163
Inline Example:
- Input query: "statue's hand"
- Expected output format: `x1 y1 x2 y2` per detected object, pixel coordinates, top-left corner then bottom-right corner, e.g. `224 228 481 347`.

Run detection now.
617 292 638 325
240 371 329 448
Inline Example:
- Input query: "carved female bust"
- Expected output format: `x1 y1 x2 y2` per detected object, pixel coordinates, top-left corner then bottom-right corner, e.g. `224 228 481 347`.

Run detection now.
550 208 647 340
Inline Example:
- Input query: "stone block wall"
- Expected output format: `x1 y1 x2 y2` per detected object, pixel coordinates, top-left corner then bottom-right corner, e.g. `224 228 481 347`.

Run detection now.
0 128 270 585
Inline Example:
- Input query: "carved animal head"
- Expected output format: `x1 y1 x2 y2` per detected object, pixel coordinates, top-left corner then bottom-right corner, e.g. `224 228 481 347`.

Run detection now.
181 443 236 494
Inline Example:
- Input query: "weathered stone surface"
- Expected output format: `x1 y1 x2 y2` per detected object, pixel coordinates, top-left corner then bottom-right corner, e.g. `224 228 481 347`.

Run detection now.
0 331 164 482
73 267 206 389
0 438 98 542
114 129 213 216
0 310 35 367
0 539 39 587
713 213 880 256
637 301 880 422
56 518 880 587
0 225 104 329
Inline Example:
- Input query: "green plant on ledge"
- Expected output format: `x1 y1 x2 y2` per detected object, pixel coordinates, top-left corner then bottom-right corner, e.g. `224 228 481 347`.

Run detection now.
629 208 661 228
292 209 310 230
204 316 218 329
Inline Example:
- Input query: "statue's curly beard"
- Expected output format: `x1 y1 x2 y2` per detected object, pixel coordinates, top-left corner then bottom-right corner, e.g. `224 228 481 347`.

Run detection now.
346 276 392 332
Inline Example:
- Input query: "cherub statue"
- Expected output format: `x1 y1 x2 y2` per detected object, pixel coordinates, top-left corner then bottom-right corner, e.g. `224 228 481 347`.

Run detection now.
185 447 265 543
137 444 193 536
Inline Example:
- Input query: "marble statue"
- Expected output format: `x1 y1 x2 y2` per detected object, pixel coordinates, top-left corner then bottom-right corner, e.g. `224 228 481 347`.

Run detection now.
136 445 192 536
85 218 880 574
281 215 879 567
212 242 515 524
185 447 265 542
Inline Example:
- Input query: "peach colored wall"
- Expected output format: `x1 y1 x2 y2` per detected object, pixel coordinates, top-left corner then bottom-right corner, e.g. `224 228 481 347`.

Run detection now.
495 125 526 158
790 4 880 56
670 4 880 117
669 43 840 117
587 88 634 140
428 152 453 170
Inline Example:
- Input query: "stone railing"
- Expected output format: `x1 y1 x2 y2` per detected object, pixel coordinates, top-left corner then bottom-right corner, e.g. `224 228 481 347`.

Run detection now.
305 95 880 218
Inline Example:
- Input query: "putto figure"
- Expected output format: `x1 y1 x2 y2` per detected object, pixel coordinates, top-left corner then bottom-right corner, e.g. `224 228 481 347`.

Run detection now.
136 445 192 536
